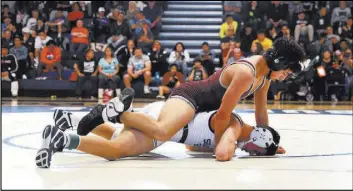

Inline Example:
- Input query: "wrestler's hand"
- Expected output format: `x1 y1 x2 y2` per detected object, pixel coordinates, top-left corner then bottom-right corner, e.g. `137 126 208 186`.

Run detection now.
276 146 286 154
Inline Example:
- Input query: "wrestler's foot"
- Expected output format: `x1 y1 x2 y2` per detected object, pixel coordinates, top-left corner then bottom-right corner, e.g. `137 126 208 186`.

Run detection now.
102 88 135 123
77 104 106 136
35 125 67 168
53 109 79 131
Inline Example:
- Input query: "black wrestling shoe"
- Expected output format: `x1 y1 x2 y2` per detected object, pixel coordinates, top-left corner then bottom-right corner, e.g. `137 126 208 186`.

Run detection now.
35 125 67 168
102 88 135 123
76 104 106 136
53 109 76 131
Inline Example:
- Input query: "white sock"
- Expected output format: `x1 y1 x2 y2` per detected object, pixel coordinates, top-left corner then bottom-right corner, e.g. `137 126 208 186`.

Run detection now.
98 89 104 99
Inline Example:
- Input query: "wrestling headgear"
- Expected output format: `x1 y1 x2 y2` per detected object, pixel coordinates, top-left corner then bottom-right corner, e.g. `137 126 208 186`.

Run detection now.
237 125 280 156
264 37 306 79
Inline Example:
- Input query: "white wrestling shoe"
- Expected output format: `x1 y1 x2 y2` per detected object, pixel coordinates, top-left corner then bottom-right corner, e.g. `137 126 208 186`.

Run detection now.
53 109 79 131
35 125 68 168
102 88 135 123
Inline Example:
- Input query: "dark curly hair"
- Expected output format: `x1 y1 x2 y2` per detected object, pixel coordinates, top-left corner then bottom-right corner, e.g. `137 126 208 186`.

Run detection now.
273 36 306 64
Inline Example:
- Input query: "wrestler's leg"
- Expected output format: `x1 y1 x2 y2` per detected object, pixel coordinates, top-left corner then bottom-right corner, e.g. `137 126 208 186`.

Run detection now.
119 98 195 141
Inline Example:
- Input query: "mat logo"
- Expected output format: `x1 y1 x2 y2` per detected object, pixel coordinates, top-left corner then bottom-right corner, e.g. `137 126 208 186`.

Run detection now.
51 107 87 111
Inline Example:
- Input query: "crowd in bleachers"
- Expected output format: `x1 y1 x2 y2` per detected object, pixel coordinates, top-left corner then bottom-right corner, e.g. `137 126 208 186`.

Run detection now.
1 1 353 102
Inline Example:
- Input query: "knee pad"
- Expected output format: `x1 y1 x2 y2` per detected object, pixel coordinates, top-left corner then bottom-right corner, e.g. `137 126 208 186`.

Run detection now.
11 81 19 97
77 104 106 136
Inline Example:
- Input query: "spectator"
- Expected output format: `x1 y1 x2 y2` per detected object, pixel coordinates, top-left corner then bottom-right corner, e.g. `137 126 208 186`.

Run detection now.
330 35 341 52
1 5 15 23
37 40 63 80
267 1 288 30
67 2 84 27
222 40 236 66
130 11 151 36
1 44 19 97
340 39 350 52
226 47 244 65
74 48 98 100
93 7 110 43
26 9 40 30
252 30 273 51
342 49 353 100
240 23 257 56
97 47 122 99
314 7 331 36
34 18 46 34
34 30 52 63
9 35 28 79
15 9 29 29
7 23 21 38
137 21 154 53
108 7 120 21
147 40 169 77
307 33 333 58
250 42 264 56
116 39 136 77
22 27 36 55
70 19 89 58
48 2 71 21
108 11 130 51
187 59 208 81
168 42 190 78
221 25 237 48
124 47 152 94
341 17 352 41
267 25 278 41
223 1 243 23
198 42 216 76
294 11 314 43
219 15 238 39
142 1 163 38
244 1 265 30
126 1 139 26
46 10 69 38
278 24 292 40
331 1 352 31
1 29 14 48
1 16 12 33
156 64 184 99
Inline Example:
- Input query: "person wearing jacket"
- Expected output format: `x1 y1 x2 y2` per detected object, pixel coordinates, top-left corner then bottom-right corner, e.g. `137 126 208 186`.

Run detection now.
37 40 63 80
1 44 19 97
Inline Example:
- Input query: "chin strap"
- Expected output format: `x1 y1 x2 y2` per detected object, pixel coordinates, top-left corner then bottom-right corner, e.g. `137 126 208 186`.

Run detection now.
266 70 272 80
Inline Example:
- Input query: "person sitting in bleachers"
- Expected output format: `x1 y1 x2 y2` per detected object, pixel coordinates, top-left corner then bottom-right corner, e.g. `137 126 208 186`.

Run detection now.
67 2 84 28
70 19 89 58
197 42 216 76
156 64 184 99
137 21 154 53
147 40 169 77
37 40 63 80
93 7 110 43
219 14 238 39
187 59 208 81
168 42 190 78
124 47 152 94
74 48 98 100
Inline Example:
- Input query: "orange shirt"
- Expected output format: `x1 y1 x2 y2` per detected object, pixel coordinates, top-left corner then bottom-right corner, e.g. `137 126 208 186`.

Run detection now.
40 46 62 65
67 11 84 21
71 27 89 44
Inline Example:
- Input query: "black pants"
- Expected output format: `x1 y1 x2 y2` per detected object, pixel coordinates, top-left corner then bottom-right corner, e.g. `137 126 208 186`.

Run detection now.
16 59 28 79
98 74 121 90
76 75 98 97
313 76 326 100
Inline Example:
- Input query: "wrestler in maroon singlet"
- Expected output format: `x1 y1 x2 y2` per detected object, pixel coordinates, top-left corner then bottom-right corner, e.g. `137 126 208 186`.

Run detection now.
169 60 266 112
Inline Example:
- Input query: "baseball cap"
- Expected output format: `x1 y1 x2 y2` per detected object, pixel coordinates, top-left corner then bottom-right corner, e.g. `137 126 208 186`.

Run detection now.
98 7 105 12
22 27 31 34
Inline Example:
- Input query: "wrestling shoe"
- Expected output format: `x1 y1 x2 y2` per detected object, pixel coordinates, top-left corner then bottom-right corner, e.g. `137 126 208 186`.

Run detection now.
102 88 135 123
35 125 67 168
53 109 79 131
76 104 106 136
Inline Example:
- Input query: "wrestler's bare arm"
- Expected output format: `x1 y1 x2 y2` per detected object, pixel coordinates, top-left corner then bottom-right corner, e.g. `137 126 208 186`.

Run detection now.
254 79 271 126
214 65 253 146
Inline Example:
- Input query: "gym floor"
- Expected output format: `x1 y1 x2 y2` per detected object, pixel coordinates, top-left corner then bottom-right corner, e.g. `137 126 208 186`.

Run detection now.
2 98 352 189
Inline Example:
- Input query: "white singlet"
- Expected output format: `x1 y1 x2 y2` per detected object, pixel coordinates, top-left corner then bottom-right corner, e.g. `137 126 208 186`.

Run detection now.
137 101 243 149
